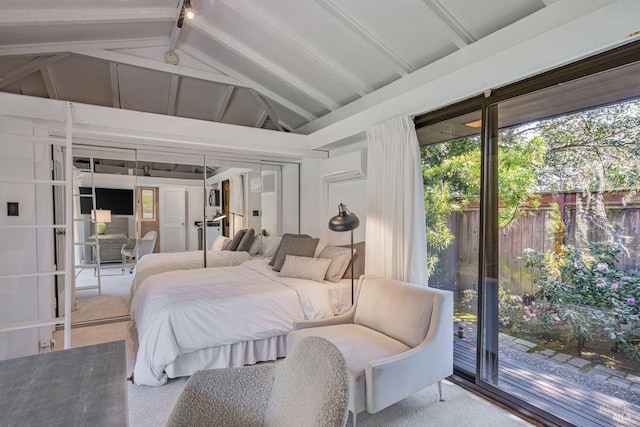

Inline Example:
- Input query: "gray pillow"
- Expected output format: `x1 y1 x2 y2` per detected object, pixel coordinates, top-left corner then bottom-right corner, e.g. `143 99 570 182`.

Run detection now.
221 239 232 250
340 241 365 279
279 256 332 282
228 229 247 251
236 228 255 252
318 245 354 282
272 235 319 272
269 233 311 266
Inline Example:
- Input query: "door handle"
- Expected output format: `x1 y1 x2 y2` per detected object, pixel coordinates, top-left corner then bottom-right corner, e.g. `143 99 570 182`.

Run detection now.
56 230 66 236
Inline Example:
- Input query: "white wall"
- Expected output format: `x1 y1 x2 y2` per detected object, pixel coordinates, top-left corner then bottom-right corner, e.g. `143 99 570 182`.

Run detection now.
0 116 55 360
245 171 262 233
282 163 299 234
300 158 321 238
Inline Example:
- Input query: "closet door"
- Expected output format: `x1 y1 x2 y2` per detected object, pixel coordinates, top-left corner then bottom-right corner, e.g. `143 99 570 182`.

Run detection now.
159 187 186 253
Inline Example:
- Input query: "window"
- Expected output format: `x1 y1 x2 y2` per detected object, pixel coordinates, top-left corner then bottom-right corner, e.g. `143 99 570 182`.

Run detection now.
141 188 155 220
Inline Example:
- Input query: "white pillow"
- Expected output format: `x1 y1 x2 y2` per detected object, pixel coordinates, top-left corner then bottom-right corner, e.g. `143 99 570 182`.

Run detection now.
318 246 355 282
261 236 282 257
314 243 326 257
248 235 262 256
279 255 331 282
210 236 230 251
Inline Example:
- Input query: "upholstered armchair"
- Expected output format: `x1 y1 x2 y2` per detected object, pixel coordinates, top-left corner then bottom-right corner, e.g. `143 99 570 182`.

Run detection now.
287 275 453 426
121 231 157 272
166 336 349 427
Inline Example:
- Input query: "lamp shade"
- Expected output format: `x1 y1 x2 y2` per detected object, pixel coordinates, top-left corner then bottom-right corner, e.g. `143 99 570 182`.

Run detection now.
328 203 359 232
94 209 112 223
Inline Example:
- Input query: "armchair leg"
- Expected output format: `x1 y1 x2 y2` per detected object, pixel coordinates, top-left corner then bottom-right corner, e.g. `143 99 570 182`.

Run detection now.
438 380 445 401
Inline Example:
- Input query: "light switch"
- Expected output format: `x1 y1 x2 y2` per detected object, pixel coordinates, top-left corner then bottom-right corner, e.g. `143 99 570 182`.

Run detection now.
7 202 18 216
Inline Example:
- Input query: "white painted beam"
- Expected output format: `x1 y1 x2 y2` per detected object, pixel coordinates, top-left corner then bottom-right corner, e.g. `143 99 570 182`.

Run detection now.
420 0 475 48
313 0 413 77
0 54 68 89
0 8 176 27
40 66 59 99
109 63 120 108
167 75 180 116
168 0 187 51
221 0 371 96
0 37 168 57
255 109 268 128
190 19 340 111
214 86 234 122
302 0 632 148
72 49 241 87
179 45 316 121
251 90 284 132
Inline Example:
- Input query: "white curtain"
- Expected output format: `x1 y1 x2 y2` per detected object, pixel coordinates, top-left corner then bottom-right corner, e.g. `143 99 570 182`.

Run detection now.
229 175 245 236
364 116 427 285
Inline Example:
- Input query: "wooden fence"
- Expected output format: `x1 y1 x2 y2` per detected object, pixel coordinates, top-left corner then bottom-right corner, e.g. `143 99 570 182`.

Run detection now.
429 192 640 295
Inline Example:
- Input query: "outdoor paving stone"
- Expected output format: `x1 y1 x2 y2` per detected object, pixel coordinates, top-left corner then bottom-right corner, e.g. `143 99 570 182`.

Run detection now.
607 377 632 389
626 374 640 384
511 343 530 353
566 357 591 368
550 352 572 363
585 370 610 382
538 349 555 357
593 364 626 378
513 338 536 348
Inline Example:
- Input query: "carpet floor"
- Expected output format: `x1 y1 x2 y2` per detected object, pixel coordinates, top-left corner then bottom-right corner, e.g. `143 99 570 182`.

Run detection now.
72 264 132 323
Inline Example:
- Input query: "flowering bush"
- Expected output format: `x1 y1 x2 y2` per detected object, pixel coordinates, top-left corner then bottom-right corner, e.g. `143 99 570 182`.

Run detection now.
522 242 640 359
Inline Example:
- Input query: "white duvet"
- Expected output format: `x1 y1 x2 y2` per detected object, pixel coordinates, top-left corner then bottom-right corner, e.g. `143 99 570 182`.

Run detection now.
131 259 335 386
130 250 251 298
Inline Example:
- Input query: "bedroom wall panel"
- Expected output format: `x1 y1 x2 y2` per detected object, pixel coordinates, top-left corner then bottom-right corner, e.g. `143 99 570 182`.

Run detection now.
300 158 322 239
282 163 299 234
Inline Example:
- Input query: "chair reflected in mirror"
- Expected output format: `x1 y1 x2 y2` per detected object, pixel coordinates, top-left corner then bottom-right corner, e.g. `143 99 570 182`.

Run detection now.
121 231 157 273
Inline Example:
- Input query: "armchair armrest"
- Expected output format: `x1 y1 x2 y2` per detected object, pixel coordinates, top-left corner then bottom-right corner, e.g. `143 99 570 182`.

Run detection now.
364 292 454 413
166 364 276 427
121 239 136 251
292 308 355 330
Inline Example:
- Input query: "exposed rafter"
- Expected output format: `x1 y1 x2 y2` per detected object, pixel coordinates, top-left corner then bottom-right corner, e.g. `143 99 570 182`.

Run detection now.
168 0 187 51
40 66 59 99
221 0 372 97
254 109 268 128
72 49 241 87
179 45 316 121
190 19 340 111
313 0 413 77
0 8 176 27
542 0 560 5
167 75 180 116
0 38 167 57
109 63 120 108
420 0 475 48
0 54 68 89
250 90 293 132
214 86 234 122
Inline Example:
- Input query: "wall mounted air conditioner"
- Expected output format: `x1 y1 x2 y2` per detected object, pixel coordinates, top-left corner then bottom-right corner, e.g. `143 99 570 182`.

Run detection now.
321 149 367 183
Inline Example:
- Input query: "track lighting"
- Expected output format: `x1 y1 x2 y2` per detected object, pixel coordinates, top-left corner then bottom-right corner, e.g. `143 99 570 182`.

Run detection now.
177 0 194 28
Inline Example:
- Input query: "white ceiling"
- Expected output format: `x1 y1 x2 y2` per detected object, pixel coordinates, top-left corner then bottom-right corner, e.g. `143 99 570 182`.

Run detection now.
0 0 552 135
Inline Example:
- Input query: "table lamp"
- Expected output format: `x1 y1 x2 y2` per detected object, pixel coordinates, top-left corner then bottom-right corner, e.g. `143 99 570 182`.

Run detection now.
94 209 111 235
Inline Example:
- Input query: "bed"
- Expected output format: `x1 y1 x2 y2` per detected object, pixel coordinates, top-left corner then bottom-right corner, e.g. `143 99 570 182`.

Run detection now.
129 250 252 298
130 258 351 386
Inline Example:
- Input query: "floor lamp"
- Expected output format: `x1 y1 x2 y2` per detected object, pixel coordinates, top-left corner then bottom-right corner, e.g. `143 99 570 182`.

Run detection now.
230 211 244 236
328 203 360 306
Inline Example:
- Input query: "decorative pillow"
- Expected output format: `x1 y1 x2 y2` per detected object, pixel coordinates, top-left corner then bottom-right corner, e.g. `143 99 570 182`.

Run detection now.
340 241 366 279
227 229 247 251
272 235 320 272
210 235 230 251
318 246 355 282
221 239 233 251
314 243 326 258
248 235 262 256
236 228 255 252
279 256 331 282
269 233 311 266
261 236 282 258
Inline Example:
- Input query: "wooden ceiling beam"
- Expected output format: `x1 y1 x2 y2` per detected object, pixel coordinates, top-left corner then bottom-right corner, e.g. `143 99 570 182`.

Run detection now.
214 86 234 122
167 75 180 116
168 0 187 51
221 0 371 97
191 19 340 111
313 0 413 77
420 0 476 49
250 89 293 132
72 49 242 87
40 66 59 99
109 63 120 108
254 109 268 128
0 38 167 57
179 45 316 121
0 54 68 89
0 8 176 27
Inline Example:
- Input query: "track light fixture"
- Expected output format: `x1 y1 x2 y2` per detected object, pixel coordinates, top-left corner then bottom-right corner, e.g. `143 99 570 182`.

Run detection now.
177 0 194 28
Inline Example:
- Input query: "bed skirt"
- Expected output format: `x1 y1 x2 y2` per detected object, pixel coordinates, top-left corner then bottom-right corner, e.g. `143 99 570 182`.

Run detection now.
164 335 288 379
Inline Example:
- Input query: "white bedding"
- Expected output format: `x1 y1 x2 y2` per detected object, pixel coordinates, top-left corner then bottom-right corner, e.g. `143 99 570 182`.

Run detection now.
131 259 338 386
130 250 251 298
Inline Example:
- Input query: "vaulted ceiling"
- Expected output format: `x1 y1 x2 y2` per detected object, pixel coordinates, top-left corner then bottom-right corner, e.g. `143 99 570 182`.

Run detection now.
0 0 561 134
